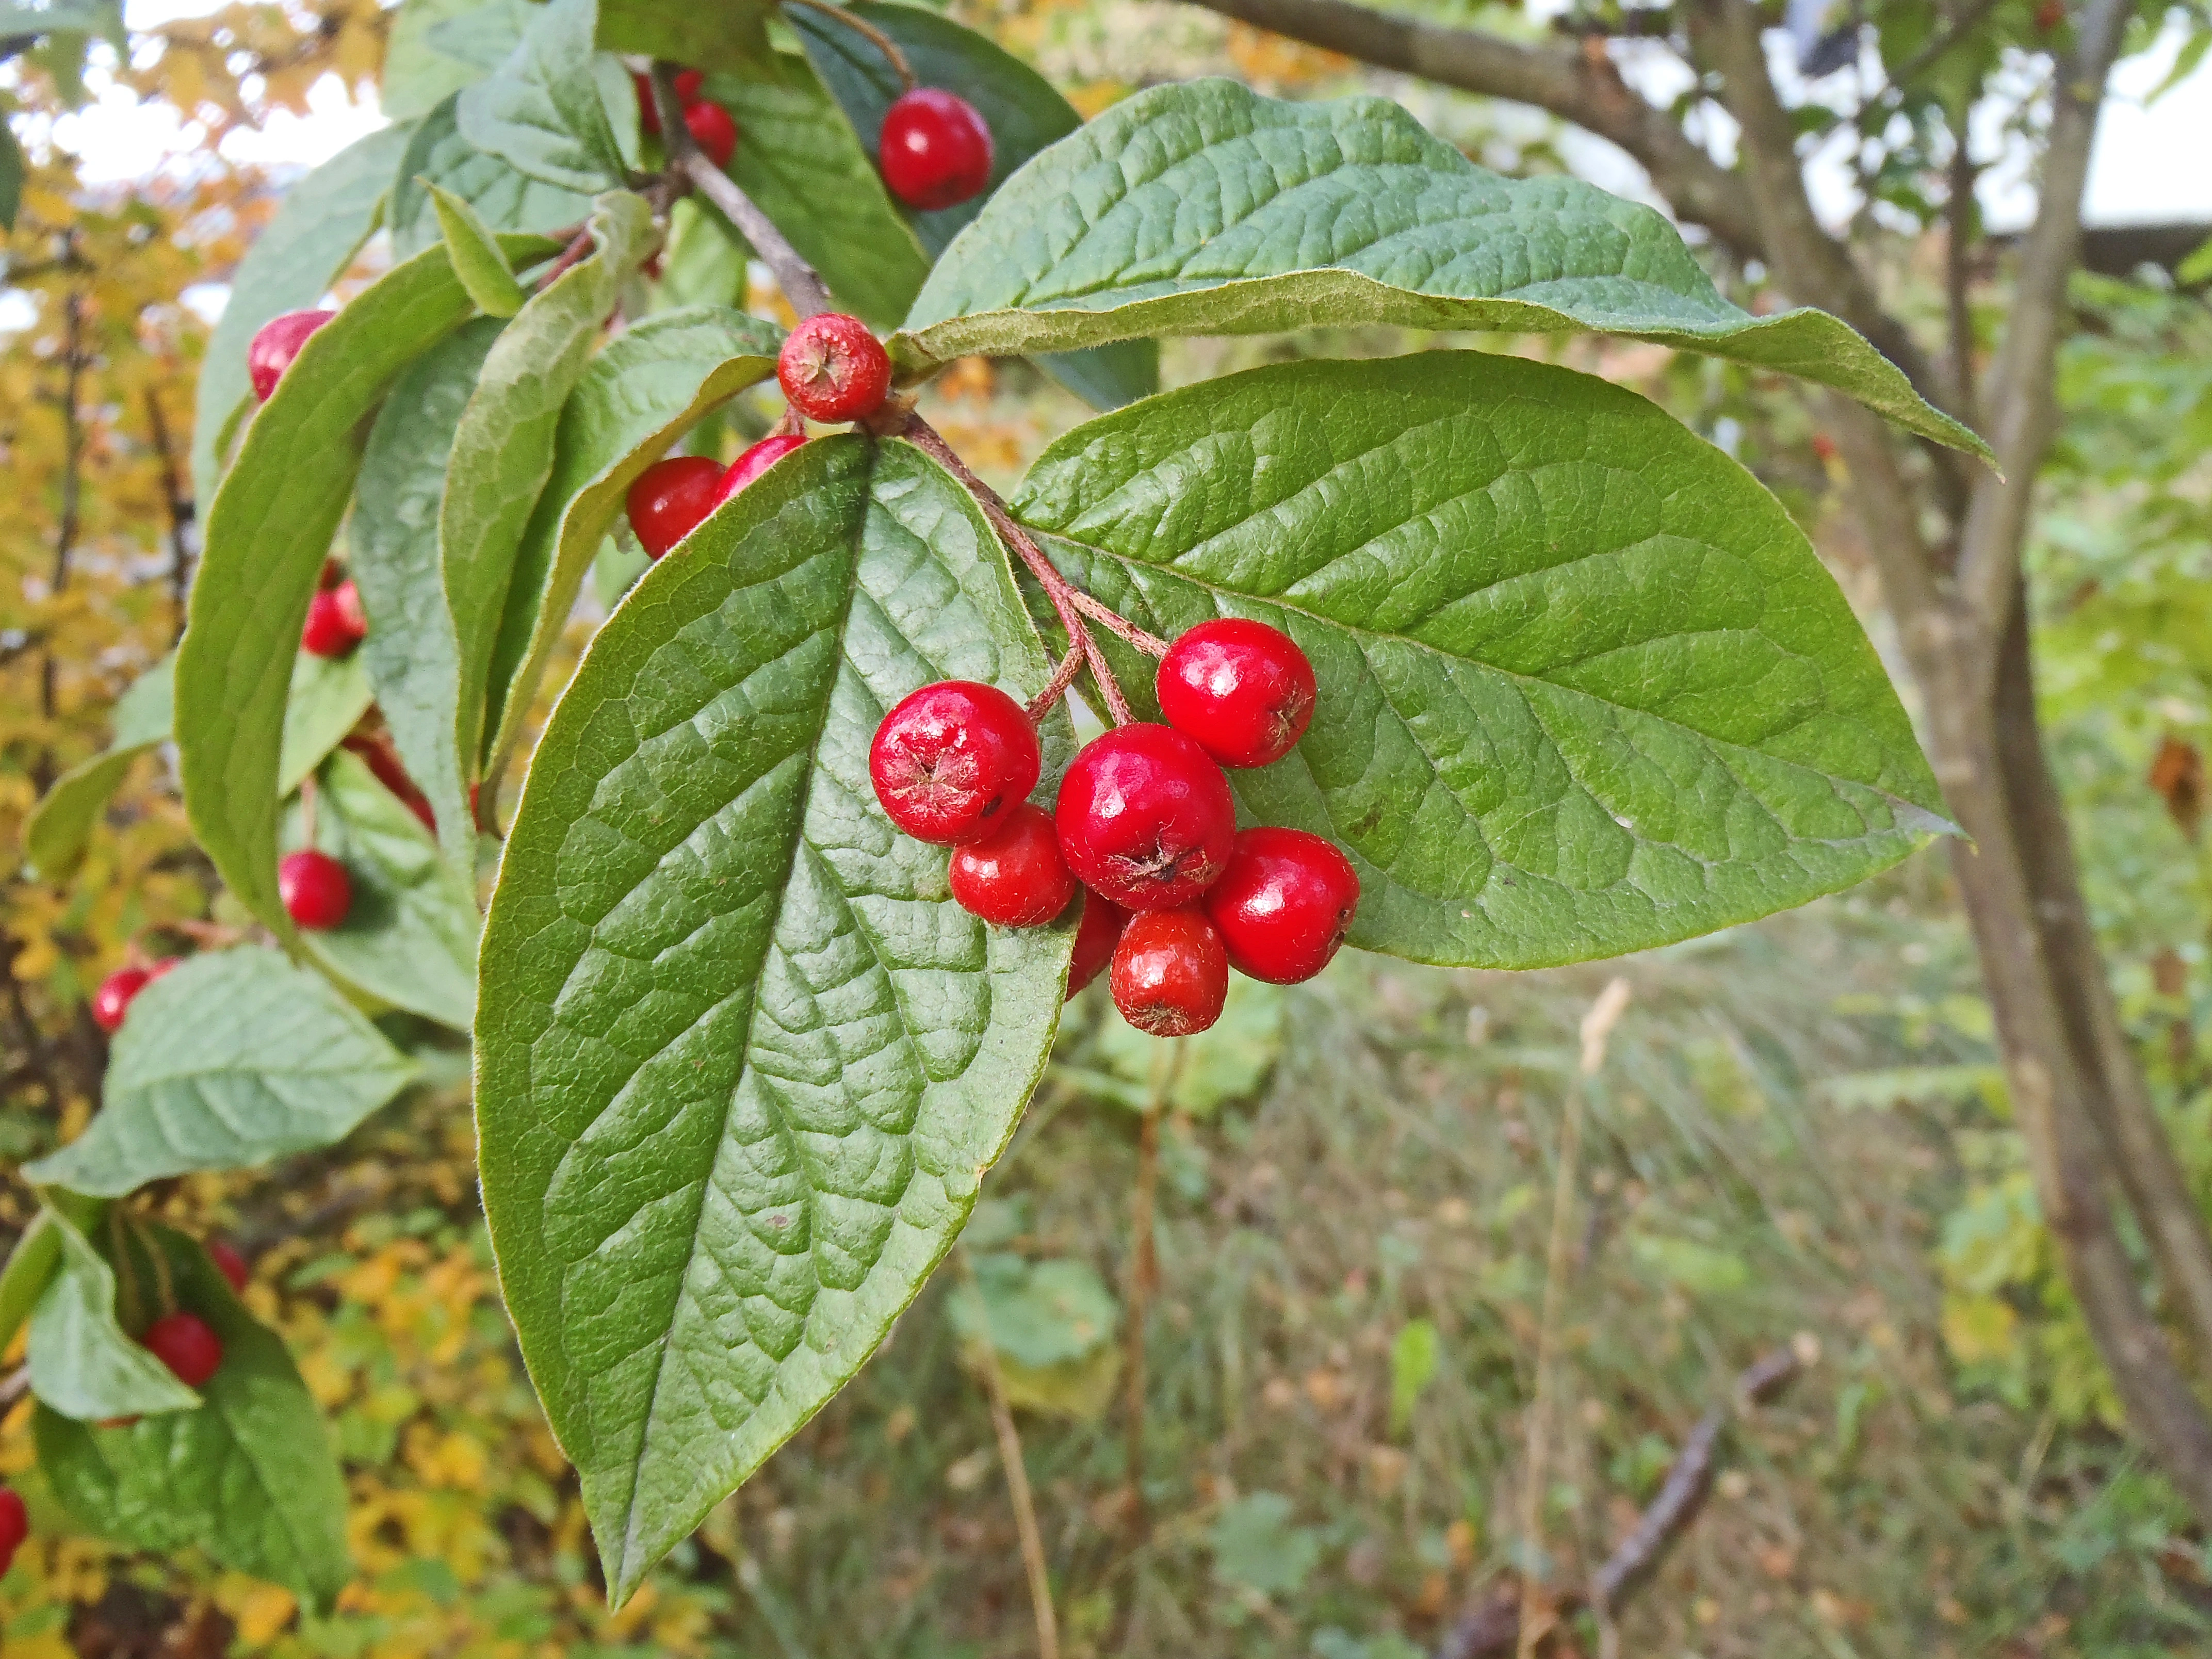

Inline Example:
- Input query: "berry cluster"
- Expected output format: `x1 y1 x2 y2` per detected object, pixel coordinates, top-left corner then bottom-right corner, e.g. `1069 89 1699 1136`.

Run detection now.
633 68 739 167
870 620 1358 1037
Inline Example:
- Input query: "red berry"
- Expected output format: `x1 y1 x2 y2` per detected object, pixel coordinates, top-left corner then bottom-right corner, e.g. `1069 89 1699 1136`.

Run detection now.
301 578 368 658
949 802 1076 928
90 957 180 1034
248 308 335 402
1156 619 1316 769
1066 890 1127 999
870 680 1039 845
209 1240 250 1293
0 1487 25 1575
685 101 739 168
280 850 352 930
879 88 994 210
142 1311 222 1387
718 433 807 503
778 313 892 424
1204 827 1359 984
1110 907 1228 1036
1054 724 1235 910
626 456 726 560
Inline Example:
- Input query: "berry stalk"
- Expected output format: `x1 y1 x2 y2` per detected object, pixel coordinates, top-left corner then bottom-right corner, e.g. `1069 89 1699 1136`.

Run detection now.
779 0 917 92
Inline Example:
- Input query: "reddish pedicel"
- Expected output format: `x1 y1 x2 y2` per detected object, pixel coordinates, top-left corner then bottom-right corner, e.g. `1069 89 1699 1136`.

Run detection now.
1109 907 1229 1036
280 850 352 931
879 88 994 210
718 433 807 503
626 456 726 559
142 1311 223 1388
1065 890 1127 999
949 802 1077 927
248 308 335 402
1054 723 1235 910
209 1240 251 1293
1203 827 1360 984
870 681 1039 845
1157 618 1316 769
777 313 892 424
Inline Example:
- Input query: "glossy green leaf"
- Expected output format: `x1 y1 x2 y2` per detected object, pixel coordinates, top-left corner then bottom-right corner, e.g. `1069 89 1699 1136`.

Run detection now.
391 93 595 260
190 123 414 506
482 306 784 790
904 80 1987 458
431 180 530 316
22 653 174 883
353 318 506 876
0 1215 61 1361
277 645 373 796
594 0 775 75
284 750 482 1028
382 0 530 119
477 435 1070 1604
1011 352 1949 968
26 1210 202 1420
24 947 416 1197
443 191 654 804
457 0 627 196
37 1229 351 1608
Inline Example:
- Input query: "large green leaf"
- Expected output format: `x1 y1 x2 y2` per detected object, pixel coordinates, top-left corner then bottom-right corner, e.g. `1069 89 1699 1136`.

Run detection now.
284 750 482 1028
382 0 531 119
457 0 627 196
443 191 654 804
431 180 531 316
482 306 785 790
22 652 174 882
23 947 416 1197
390 93 595 260
26 1209 201 1420
353 319 506 875
276 645 373 796
594 0 775 74
0 1214 61 1359
903 80 1986 458
1010 352 1949 969
190 123 414 506
37 1229 351 1608
788 0 1154 409
477 435 1070 1603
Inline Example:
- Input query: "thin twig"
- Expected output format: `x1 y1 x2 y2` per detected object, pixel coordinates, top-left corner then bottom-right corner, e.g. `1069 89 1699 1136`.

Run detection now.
536 225 597 289
0 1365 27 1406
960 1251 1061 1659
142 388 197 644
1027 643 1086 721
780 0 916 90
1067 588 1169 658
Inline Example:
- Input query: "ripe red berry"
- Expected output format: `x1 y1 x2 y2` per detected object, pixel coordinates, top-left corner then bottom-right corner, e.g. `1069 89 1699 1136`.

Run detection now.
718 433 807 503
90 957 180 1034
0 1487 26 1575
1204 827 1359 984
280 849 352 930
1156 618 1316 769
1065 890 1127 999
208 1240 251 1293
301 578 368 658
879 88 994 210
626 456 726 559
1110 907 1228 1036
778 313 892 424
870 680 1039 845
248 308 335 402
685 100 739 168
1054 724 1235 909
949 802 1077 927
142 1311 223 1387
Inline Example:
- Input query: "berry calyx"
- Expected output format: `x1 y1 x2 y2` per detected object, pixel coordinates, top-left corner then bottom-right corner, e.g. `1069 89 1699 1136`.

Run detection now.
142 1311 223 1387
301 578 368 658
0 1488 26 1575
248 308 335 402
777 313 892 424
626 456 726 559
949 802 1077 927
870 680 1040 845
1156 618 1316 769
1110 907 1228 1036
209 1240 251 1293
280 850 352 931
879 88 994 210
1204 827 1360 984
1054 724 1235 909
718 433 807 503
685 101 739 168
90 957 180 1034
1066 890 1127 999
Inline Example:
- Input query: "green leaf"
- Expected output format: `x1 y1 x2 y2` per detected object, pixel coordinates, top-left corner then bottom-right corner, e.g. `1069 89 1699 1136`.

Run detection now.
951 1254 1117 1369
1011 352 1949 969
22 653 174 883
26 1210 201 1420
481 306 784 793
24 947 416 1197
390 93 596 260
37 1229 351 1608
594 0 775 76
476 435 1070 1604
656 196 751 309
284 750 482 1028
177 239 534 938
430 180 531 316
902 80 1988 458
354 319 507 876
708 48 930 329
1388 1318 1438 1436
0 117 21 233
443 191 654 805
0 1214 62 1362
2178 234 2212 289
457 0 627 196
277 645 373 797
382 0 530 119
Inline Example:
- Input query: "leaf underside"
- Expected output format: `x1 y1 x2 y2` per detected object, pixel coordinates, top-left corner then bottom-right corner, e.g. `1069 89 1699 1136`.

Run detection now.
1011 351 1949 968
391 93 596 259
26 1211 202 1420
476 435 1071 1604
